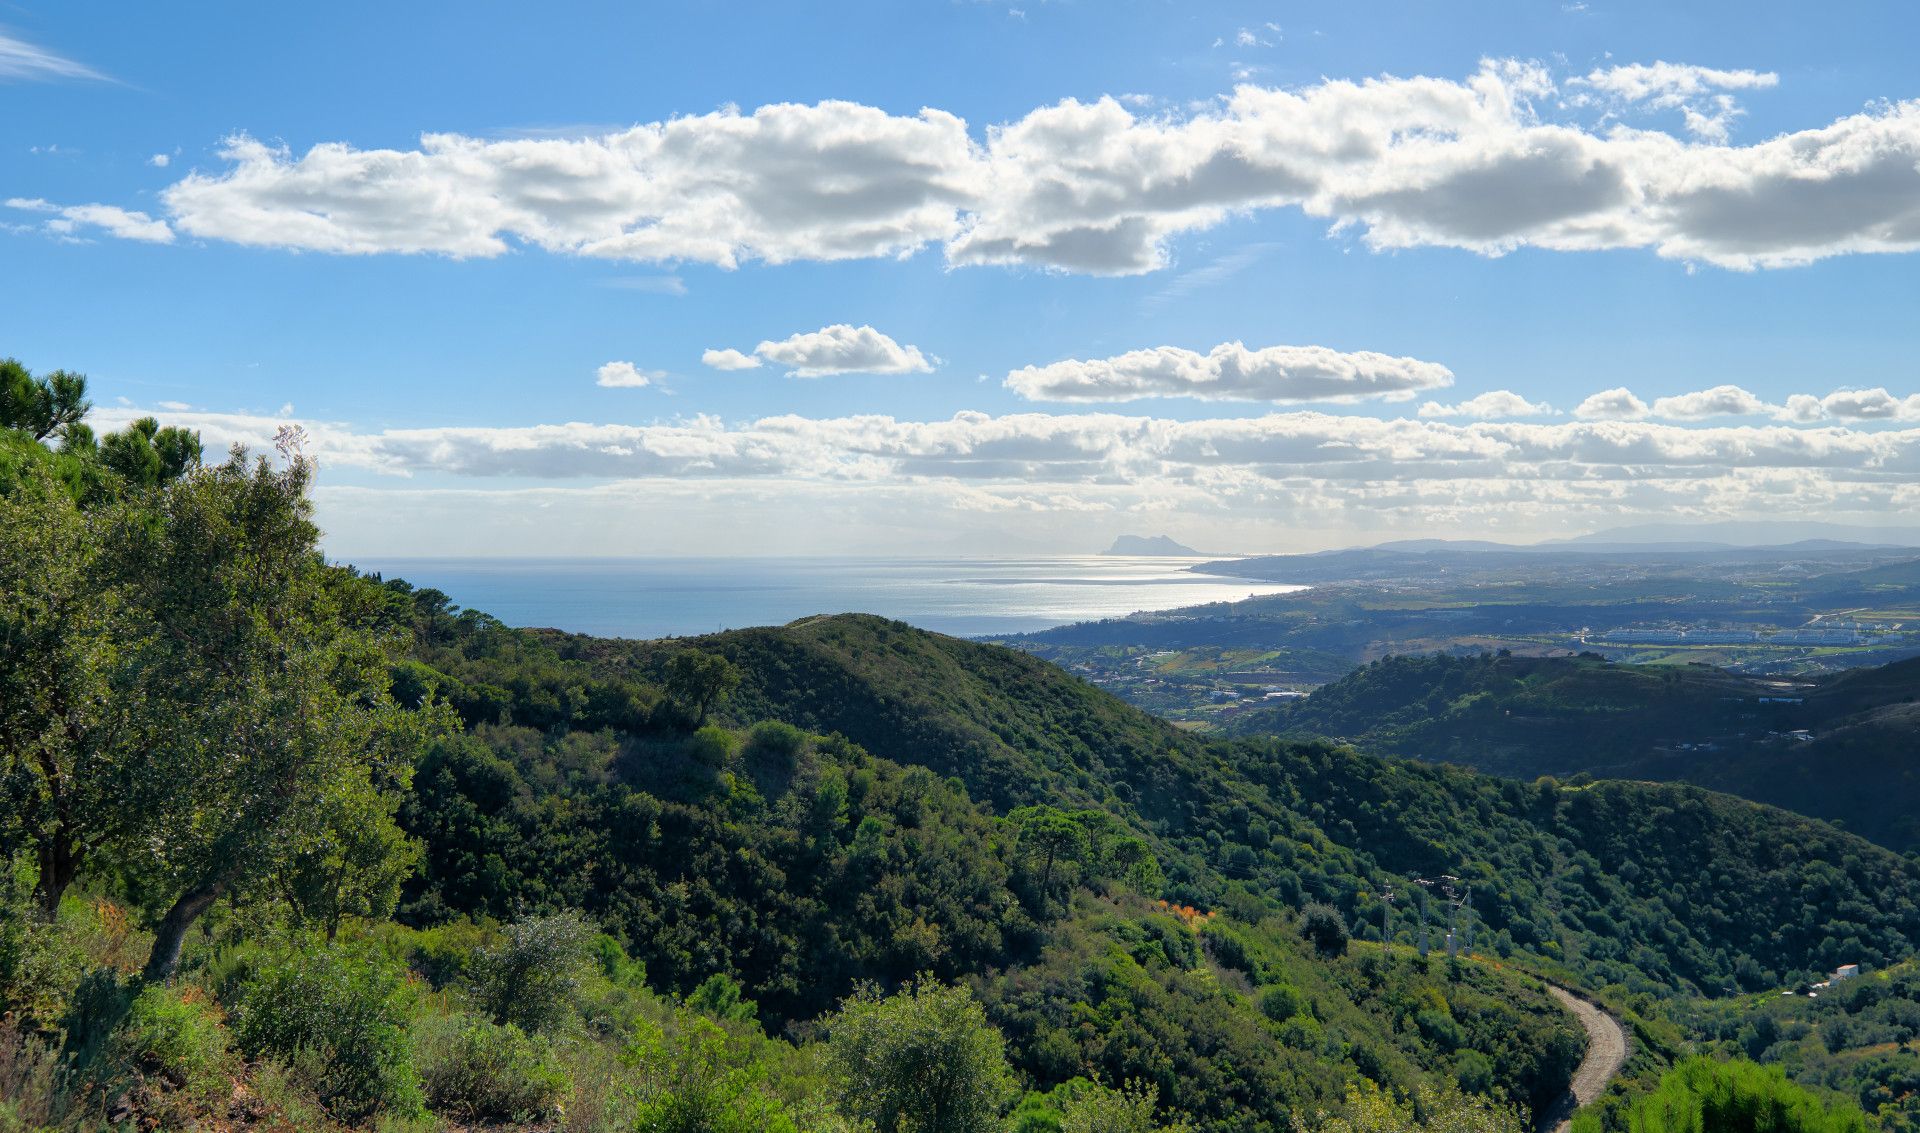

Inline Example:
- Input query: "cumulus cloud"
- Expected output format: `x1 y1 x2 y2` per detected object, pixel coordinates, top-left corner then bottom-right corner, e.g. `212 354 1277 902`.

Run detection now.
1780 387 1920 423
105 404 1920 495
701 348 762 371
1648 384 1776 419
6 197 173 243
149 152 170 168
41 61 1919 275
1574 388 1650 420
0 30 105 83
1418 390 1555 419
1006 342 1452 403
1573 61 1778 141
595 361 657 388
708 324 933 377
160 104 981 265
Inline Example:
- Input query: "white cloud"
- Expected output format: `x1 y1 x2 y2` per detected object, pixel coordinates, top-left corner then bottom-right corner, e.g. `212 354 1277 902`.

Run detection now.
1574 62 1779 141
6 198 173 243
595 360 658 388
701 348 762 371
0 31 105 83
41 61 1920 275
948 59 1920 273
104 404 1920 493
95 401 1920 554
1006 342 1452 403
1418 390 1555 418
160 103 982 265
149 153 171 168
740 324 933 377
1780 387 1920 423
1575 388 1650 420
1649 384 1776 419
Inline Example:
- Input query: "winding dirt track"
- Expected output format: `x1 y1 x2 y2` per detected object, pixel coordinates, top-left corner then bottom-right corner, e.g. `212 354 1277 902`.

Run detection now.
1537 985 1629 1133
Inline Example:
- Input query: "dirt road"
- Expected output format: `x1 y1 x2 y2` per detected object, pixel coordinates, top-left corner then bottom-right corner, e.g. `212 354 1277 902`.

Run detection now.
1537 985 1629 1133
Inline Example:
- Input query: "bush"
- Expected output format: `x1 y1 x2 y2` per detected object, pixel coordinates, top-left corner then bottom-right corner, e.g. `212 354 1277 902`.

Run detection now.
1059 1079 1193 1133
743 720 808 764
0 868 107 1032
0 1023 69 1130
229 939 422 1122
469 911 595 1035
824 978 1014 1133
687 973 759 1024
415 1012 568 1123
1585 1056 1873 1133
1302 903 1350 959
1259 983 1305 1023
629 1017 800 1133
687 726 737 771
108 984 230 1099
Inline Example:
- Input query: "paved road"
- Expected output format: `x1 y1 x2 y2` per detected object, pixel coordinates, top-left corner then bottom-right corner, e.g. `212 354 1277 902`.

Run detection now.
1538 985 1630 1133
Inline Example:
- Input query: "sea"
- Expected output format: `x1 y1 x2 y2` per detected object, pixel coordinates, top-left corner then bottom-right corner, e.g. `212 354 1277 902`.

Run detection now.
347 556 1308 640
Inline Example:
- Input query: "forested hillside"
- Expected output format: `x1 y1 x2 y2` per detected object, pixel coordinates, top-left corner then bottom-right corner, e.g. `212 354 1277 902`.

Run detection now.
3 357 1912 1132
1232 652 1920 852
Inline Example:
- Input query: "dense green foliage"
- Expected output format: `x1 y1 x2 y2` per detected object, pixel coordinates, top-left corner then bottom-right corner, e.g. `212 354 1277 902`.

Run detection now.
1 356 1905 1132
1232 651 1920 853
1574 1057 1872 1133
1675 963 1920 1133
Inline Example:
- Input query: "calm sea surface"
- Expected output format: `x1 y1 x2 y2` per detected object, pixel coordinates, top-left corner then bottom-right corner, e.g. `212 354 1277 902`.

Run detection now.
347 556 1307 639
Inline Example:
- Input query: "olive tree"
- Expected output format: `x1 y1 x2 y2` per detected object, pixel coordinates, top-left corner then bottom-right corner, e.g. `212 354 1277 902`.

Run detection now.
664 650 740 727
0 470 122 916
100 447 436 980
823 978 1014 1133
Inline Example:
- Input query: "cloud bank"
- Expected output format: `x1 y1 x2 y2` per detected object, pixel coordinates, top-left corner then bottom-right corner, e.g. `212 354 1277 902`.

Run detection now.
35 60 1920 274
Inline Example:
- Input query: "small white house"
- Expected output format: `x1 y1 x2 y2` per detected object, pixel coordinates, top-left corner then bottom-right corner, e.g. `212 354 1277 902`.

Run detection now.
1832 963 1861 983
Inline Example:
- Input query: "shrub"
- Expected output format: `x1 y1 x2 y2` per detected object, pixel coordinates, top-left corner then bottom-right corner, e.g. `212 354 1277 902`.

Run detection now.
415 1012 568 1123
1259 983 1305 1023
229 939 422 1122
823 978 1014 1133
1059 1079 1194 1133
1585 1056 1874 1133
0 1023 69 1130
687 726 737 771
0 869 112 1032
628 1017 799 1133
743 720 808 764
108 984 230 1099
1303 1081 1523 1133
687 973 759 1024
469 911 595 1035
1302 903 1350 959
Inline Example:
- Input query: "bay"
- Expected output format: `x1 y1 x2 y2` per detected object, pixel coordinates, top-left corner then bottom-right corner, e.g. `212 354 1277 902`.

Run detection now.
347 555 1307 639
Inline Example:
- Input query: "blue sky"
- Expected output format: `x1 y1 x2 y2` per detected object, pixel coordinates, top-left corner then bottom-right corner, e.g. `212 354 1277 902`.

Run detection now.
4 1 1918 555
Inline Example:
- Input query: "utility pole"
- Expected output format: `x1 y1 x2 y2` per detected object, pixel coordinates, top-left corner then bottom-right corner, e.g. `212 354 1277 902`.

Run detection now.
1417 886 1430 956
1381 888 1395 953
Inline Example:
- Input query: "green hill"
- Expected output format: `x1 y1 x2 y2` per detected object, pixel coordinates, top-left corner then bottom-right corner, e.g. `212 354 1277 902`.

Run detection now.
422 613 1920 1000
1230 652 1920 852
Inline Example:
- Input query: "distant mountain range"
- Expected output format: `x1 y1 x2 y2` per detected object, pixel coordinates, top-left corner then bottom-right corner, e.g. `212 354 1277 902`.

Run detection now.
1103 533 1199 556
1356 522 1920 555
1543 521 1920 550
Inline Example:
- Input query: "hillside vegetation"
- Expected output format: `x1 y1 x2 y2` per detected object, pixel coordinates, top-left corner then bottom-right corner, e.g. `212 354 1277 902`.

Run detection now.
4 356 1910 1132
1232 652 1920 852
